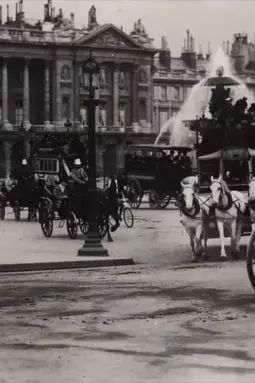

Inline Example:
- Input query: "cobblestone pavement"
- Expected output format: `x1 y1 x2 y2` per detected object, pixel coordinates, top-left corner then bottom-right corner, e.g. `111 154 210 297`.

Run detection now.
0 205 254 382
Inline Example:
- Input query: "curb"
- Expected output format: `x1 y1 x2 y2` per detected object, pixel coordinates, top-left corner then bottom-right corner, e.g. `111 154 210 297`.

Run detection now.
0 258 134 273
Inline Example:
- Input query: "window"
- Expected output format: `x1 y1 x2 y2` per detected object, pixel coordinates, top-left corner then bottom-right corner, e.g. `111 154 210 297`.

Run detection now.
161 86 167 101
159 111 168 129
34 158 59 174
167 87 171 101
139 99 147 120
171 87 179 101
15 98 23 125
62 97 70 122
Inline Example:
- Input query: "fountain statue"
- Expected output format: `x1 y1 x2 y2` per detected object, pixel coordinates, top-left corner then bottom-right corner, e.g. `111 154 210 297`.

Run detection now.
155 47 254 149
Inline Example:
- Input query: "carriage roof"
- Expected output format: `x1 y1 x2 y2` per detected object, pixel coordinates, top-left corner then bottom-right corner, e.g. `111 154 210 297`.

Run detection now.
127 144 192 152
198 148 255 161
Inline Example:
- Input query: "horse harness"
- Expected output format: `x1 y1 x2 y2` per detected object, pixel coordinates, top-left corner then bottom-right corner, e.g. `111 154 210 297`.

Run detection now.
178 187 212 220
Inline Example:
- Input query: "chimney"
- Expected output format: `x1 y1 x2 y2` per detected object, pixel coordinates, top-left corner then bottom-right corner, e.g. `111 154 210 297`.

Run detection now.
226 41 230 55
7 4 10 22
184 38 187 51
52 6 55 19
44 4 48 21
186 29 190 51
206 42 211 60
159 36 171 71
19 0 23 13
190 35 194 52
15 3 18 20
0 6 2 25
48 0 52 18
70 12 74 28
197 44 203 60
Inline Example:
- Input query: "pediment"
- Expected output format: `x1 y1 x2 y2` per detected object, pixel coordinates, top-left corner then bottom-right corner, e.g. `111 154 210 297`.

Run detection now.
75 24 143 49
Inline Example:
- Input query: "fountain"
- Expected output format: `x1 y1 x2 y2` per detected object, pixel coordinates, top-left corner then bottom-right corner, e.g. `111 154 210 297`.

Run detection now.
155 47 253 147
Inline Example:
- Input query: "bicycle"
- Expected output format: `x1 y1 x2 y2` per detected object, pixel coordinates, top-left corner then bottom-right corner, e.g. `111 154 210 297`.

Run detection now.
109 198 134 229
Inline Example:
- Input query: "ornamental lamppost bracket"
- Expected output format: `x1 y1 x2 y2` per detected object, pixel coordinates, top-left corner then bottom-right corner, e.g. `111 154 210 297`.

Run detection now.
77 52 109 257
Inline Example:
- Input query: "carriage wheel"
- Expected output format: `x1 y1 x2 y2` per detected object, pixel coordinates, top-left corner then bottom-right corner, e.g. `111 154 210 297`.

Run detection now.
148 189 159 209
66 212 78 239
13 201 20 221
79 219 89 235
39 202 54 237
123 207 134 228
97 211 108 239
157 193 171 209
0 200 5 220
247 229 255 290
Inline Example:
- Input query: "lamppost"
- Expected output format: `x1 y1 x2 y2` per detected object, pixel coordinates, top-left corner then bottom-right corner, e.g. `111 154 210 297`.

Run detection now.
77 51 109 257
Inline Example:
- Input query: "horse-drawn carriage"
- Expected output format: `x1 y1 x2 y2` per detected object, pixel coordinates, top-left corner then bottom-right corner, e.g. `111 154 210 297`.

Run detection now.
0 174 40 222
123 144 192 209
179 145 255 290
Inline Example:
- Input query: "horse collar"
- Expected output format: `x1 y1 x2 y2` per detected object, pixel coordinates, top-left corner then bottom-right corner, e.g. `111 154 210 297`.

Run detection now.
217 190 233 211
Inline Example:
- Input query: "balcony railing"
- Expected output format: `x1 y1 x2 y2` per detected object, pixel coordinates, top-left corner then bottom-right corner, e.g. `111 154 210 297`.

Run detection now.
0 27 79 44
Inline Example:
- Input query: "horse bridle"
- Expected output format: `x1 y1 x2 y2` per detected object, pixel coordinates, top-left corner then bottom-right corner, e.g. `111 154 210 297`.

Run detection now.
211 181 233 211
179 186 200 218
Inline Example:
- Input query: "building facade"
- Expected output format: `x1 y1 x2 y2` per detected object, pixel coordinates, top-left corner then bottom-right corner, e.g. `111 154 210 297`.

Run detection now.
152 31 255 136
1 1 255 178
0 0 157 178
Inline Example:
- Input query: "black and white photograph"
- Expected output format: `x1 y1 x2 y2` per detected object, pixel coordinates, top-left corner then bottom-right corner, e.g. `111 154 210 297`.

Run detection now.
0 0 255 382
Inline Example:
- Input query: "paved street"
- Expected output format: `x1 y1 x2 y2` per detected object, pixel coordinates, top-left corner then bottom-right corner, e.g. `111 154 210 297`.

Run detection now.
0 204 255 382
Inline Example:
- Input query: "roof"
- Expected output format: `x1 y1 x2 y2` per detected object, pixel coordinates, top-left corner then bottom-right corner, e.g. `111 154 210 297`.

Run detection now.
198 150 222 160
128 144 192 151
73 23 146 50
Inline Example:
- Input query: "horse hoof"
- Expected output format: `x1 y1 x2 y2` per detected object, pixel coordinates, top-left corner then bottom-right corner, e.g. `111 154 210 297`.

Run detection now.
202 253 210 260
220 254 227 261
191 257 198 263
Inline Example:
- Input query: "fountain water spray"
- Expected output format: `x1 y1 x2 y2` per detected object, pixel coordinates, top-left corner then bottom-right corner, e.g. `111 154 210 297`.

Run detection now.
155 46 253 146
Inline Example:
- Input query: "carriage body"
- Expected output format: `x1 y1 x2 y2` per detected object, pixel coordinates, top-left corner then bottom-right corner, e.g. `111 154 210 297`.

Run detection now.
123 144 192 209
198 147 255 239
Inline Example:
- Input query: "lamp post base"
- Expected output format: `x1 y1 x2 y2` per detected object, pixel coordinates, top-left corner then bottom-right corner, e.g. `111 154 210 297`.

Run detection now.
77 228 109 257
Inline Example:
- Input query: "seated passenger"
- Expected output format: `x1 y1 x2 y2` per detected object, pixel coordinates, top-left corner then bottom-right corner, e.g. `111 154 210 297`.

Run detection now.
70 158 88 189
53 179 68 218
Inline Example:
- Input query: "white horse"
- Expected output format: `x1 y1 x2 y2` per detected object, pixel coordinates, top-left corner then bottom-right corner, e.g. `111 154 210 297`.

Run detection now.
248 177 255 233
179 177 212 262
210 175 247 258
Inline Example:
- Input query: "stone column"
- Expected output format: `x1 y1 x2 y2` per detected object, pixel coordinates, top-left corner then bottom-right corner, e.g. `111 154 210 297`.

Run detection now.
146 66 152 129
73 60 81 129
113 67 119 127
4 141 11 177
2 58 10 130
23 58 31 130
94 88 100 131
54 61 62 128
131 66 138 125
44 60 50 126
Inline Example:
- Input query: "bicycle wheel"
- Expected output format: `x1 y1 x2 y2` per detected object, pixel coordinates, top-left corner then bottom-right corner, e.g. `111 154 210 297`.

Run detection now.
247 229 255 290
123 207 134 228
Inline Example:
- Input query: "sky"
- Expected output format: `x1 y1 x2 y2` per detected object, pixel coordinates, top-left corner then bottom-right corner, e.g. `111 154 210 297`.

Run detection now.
1 0 255 56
